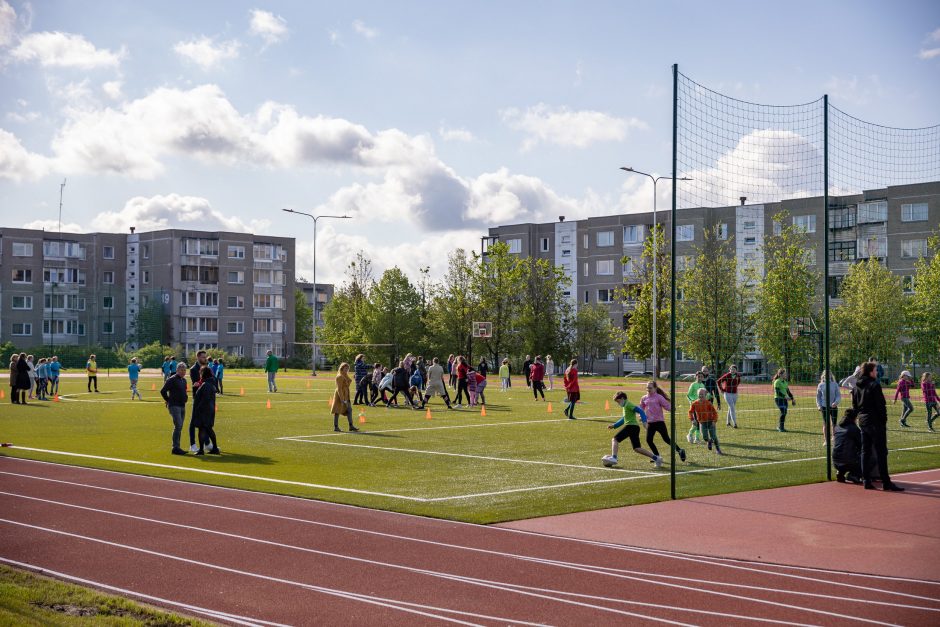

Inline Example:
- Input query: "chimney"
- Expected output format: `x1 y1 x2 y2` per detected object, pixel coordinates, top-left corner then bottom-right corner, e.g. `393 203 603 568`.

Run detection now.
130 226 136 233
558 216 565 222
739 197 747 206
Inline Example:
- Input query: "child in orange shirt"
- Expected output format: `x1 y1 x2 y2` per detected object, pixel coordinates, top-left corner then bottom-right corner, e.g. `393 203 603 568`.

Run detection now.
689 387 723 455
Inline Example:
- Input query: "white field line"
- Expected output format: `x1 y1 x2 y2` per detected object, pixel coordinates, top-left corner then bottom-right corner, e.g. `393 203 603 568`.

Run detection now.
5 465 940 600
0 557 284 627
0 516 693 627
1 492 914 626
277 416 600 439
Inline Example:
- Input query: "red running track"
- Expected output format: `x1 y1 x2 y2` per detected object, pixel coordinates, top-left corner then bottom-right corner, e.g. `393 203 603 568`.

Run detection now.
1 456 938 626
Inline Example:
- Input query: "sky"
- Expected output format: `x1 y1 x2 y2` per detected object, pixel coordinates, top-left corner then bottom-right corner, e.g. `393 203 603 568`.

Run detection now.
1 0 938 284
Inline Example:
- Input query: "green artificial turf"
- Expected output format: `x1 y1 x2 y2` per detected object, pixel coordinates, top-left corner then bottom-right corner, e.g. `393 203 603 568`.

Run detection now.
0 564 211 626
1 372 937 523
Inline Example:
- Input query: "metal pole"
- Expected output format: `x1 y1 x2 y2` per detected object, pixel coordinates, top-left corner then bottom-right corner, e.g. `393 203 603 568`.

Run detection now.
312 216 318 376
670 63 679 500
652 178 658 379
823 94 832 481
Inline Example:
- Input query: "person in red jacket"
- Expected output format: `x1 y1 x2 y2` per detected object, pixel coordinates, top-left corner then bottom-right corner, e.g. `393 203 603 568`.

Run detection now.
530 356 546 401
717 365 741 428
563 358 579 419
454 356 470 407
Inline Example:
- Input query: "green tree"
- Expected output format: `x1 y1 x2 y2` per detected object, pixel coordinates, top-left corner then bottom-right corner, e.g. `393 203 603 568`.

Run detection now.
319 254 375 365
677 225 756 373
573 303 618 373
518 257 571 359
294 288 313 364
831 257 906 370
473 242 528 366
361 267 423 366
424 250 478 359
755 217 819 377
906 234 940 368
619 225 671 372
132 297 166 346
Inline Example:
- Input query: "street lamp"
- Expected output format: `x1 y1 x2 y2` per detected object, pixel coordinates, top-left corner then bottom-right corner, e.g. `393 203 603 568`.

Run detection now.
282 209 351 376
620 167 691 379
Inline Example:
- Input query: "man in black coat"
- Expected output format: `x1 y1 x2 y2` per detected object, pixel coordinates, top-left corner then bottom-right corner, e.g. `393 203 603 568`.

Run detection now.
852 361 904 491
160 363 189 455
522 355 533 388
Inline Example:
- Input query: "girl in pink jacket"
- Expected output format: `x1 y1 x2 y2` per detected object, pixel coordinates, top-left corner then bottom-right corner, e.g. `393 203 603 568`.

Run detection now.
894 370 914 428
640 381 687 463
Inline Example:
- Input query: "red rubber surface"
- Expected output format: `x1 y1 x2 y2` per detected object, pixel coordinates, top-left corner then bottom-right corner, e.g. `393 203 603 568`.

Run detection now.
1 456 938 626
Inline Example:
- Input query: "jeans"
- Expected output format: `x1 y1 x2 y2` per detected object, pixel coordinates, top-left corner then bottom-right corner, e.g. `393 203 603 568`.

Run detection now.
724 392 737 426
267 371 277 392
168 404 185 450
900 398 913 423
860 421 891 485
700 421 719 446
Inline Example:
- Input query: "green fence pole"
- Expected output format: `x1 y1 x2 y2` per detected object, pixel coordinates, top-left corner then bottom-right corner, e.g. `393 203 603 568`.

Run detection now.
823 94 832 482
670 63 679 500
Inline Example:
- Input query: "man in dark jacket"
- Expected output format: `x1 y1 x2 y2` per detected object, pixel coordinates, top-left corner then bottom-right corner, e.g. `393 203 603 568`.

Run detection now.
522 355 533 388
702 366 721 410
160 363 189 455
833 409 863 484
188 350 210 452
852 362 904 491
389 361 417 408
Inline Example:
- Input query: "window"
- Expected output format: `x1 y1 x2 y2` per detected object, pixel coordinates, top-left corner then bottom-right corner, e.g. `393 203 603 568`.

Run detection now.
12 242 33 257
253 269 273 284
583 234 589 249
596 259 614 275
228 271 245 284
677 256 694 272
143 270 150 284
253 318 284 333
857 236 887 259
717 223 728 240
827 276 844 299
597 289 615 303
103 296 114 309
743 236 757 245
12 269 31 283
253 294 284 309
901 203 928 222
540 237 549 252
200 292 218 307
227 345 245 356
102 246 115 259
561 234 571 244
182 238 219 256
902 276 915 294
773 220 782 236
103 271 114 284
743 220 756 229
227 321 245 334
142 244 150 259
857 200 887 224
228 296 245 309
828 241 856 262
228 245 246 259
596 231 614 247
584 291 589 304
901 239 928 259
622 257 636 276
623 225 643 244
185 317 219 332
793 215 816 233
11 296 32 310
68 320 85 336
12 323 32 336
253 343 282 359
829 208 856 229
43 320 65 334
42 241 84 259
561 249 571 257
676 225 694 241
583 262 589 277
102 321 114 335
506 239 522 254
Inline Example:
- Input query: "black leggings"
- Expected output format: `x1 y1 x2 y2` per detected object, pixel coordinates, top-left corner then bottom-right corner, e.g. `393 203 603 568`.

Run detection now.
217 379 224 394
197 426 217 452
646 421 678 457
455 379 469 404
532 381 545 399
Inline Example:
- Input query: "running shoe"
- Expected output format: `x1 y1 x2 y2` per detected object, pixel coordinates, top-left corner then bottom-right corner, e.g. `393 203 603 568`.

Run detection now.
654 456 663 468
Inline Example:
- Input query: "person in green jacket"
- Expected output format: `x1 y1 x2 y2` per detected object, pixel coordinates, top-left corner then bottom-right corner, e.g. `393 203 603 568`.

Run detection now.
264 350 279 393
686 371 706 444
773 368 796 432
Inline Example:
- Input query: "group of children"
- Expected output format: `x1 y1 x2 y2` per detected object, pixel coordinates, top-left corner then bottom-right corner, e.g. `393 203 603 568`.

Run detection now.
8 353 61 404
893 371 938 432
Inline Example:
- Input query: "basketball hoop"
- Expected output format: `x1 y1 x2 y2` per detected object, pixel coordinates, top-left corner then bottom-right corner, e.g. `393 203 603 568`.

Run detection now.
789 319 800 341
472 321 493 338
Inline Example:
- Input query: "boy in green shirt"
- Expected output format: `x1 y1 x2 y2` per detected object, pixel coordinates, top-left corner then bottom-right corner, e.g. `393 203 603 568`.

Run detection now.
686 371 707 443
602 391 662 468
264 350 279 393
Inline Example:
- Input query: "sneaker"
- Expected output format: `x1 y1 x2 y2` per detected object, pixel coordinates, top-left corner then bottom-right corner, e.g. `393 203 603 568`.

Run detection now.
189 443 199 453
900 419 909 428
777 427 787 432
836 472 846 483
208 448 221 455
195 450 205 456
601 455 616 467
883 483 905 492
654 456 663 468
171 448 187 456
692 437 699 444
715 448 724 456
864 482 875 490
679 449 687 462
349 426 359 432
929 421 936 433
334 427 342 432
707 440 713 451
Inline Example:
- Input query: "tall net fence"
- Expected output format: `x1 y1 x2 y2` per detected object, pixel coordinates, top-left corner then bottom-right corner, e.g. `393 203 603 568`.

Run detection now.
670 68 940 499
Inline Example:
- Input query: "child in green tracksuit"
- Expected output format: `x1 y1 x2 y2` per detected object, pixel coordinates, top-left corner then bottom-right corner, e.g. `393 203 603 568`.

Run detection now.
686 371 706 444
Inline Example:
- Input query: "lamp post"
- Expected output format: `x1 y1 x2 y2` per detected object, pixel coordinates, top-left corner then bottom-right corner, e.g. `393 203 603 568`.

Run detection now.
282 209 350 376
620 167 691 379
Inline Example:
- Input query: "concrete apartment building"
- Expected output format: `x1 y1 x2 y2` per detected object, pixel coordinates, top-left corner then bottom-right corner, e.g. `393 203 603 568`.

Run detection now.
297 280 334 368
484 181 940 376
1 227 297 364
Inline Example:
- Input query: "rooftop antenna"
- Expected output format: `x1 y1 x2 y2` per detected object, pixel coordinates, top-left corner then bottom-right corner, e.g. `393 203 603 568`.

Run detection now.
58 179 67 235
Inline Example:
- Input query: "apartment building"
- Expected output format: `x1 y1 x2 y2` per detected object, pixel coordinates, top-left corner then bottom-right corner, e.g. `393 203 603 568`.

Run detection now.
485 181 940 376
1 227 297 364
297 280 334 367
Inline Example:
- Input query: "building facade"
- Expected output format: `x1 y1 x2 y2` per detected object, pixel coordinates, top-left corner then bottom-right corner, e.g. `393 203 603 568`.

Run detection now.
485 182 940 376
296 280 334 367
0 227 297 364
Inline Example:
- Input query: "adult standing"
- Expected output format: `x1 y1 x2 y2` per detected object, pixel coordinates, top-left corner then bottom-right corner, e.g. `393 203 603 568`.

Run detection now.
417 356 428 392
447 354 456 389
563 359 579 420
188 350 210 453
330 362 359 432
717 365 741 428
9 356 17 404
701 366 721 410
530 356 546 401
192 366 220 455
478 357 489 378
14 353 30 405
353 354 369 405
852 361 904 491
421 357 452 409
48 356 61 396
816 372 841 443
545 355 555 391
772 368 795 432
86 353 99 393
454 356 470 407
522 355 533 388
161 363 189 455
26 355 36 400
264 350 279 393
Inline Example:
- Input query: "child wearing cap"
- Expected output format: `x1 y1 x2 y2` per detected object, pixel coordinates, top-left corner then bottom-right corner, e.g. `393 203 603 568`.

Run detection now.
894 370 914 428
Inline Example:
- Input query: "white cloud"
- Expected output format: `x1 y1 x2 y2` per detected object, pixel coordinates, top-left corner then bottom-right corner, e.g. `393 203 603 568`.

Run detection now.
352 19 377 39
0 128 51 181
22 219 84 233
919 47 940 60
5 110 39 123
328 29 341 45
102 80 123 100
501 103 646 151
438 125 476 142
11 31 124 69
173 36 240 71
0 0 16 48
249 9 288 45
91 194 270 233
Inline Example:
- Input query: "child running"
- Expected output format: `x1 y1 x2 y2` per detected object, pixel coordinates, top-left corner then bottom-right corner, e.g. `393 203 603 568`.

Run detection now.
563 359 579 420
128 357 142 400
686 371 706 443
640 380 686 462
690 387 723 455
894 370 914 428
603 391 663 468
922 372 938 432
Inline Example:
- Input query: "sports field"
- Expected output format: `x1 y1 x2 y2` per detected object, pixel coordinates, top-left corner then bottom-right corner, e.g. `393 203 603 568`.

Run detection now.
2 371 938 524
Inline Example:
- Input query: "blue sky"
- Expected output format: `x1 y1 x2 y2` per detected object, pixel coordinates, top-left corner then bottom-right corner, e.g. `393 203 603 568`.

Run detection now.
1 0 938 282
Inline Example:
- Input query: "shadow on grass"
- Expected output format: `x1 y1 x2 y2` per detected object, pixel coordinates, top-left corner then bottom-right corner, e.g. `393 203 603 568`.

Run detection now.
199 452 276 465
348 432 403 439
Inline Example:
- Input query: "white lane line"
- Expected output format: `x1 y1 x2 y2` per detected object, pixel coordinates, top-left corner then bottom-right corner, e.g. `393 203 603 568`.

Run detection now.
277 416 595 439
5 455 940 594
0 557 283 627
0 514 691 627
3 480 936 612
280 437 657 476
2 447 428 502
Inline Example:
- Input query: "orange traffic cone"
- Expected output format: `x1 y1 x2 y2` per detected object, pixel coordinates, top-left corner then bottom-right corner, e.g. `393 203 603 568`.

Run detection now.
266 399 272 409
546 402 552 413
239 387 245 396
306 380 311 389
0 389 4 399
358 411 366 424
425 407 432 420
480 404 487 417
151 382 156 391
54 394 60 402
604 399 610 413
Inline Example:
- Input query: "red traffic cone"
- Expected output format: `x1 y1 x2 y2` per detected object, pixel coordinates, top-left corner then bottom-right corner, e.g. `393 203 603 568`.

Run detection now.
266 399 272 409
239 387 245 396
480 404 487 417
54 394 60 402
546 402 552 413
